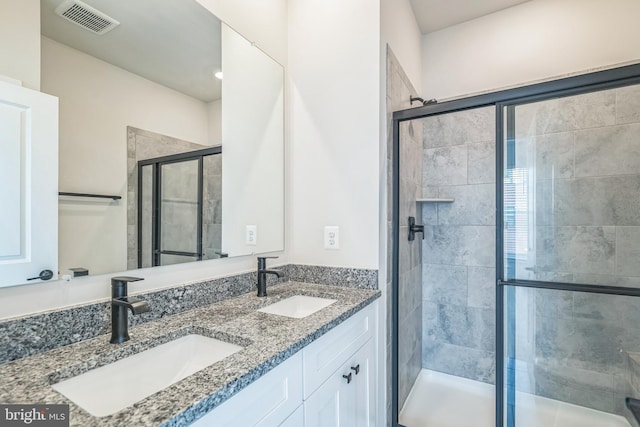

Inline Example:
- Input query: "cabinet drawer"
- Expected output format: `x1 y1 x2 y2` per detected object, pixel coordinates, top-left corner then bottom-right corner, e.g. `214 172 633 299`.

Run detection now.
191 351 303 427
302 302 375 398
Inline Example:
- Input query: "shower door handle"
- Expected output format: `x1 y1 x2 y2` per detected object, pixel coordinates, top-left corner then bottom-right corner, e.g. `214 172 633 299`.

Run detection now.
408 216 424 241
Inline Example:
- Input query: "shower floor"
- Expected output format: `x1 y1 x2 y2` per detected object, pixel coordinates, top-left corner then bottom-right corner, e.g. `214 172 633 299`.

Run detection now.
399 369 631 427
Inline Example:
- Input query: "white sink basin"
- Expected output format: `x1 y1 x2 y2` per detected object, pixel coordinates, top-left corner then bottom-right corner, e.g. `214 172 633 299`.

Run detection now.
52 334 243 417
258 295 337 318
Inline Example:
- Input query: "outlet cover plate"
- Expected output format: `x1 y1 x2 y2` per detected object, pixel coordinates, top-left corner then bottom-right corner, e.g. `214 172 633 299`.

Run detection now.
324 226 339 250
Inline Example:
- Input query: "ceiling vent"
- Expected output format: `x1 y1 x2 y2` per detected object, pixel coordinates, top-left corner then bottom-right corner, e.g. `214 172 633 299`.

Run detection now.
54 0 120 35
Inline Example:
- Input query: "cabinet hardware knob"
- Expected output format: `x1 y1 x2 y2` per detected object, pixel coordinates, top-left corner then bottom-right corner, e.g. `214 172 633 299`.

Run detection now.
342 372 352 384
351 364 360 375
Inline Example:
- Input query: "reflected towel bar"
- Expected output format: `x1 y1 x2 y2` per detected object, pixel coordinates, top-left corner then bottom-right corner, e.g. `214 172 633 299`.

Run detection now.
59 192 121 200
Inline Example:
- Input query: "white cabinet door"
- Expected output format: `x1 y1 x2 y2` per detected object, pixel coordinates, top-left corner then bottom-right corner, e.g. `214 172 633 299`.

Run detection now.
304 339 375 427
303 302 375 399
0 81 58 287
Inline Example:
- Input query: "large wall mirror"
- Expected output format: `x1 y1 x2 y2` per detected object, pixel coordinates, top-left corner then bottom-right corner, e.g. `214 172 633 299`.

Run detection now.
19 0 284 285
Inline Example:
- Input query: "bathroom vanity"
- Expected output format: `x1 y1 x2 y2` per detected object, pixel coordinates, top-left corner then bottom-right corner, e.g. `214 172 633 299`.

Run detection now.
0 282 379 426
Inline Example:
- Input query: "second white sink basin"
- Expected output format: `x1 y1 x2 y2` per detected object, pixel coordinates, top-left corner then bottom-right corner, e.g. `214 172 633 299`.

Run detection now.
52 334 243 417
258 295 337 318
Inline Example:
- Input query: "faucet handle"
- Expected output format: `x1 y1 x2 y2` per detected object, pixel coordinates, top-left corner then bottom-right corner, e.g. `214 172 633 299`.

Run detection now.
257 256 279 260
111 276 144 283
110 276 144 298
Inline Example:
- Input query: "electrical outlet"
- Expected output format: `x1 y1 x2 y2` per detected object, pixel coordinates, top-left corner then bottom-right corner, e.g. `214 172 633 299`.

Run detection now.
324 226 339 250
246 225 257 246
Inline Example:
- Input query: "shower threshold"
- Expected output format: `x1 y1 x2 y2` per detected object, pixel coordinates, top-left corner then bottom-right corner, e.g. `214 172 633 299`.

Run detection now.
400 369 630 427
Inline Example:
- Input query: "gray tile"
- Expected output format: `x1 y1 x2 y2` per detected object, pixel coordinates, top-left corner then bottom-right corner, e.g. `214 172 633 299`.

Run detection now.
398 227 411 274
399 267 422 314
467 267 495 309
422 264 467 306
629 352 640 395
514 103 539 138
126 191 136 225
399 305 422 365
435 184 495 226
534 132 575 179
531 287 573 319
535 315 626 369
572 273 640 289
616 84 640 125
436 304 495 352
400 176 420 223
423 106 495 148
127 157 137 193
468 141 495 184
423 145 468 186
532 361 616 413
423 226 495 268
422 341 495 384
421 202 438 226
616 227 640 276
535 226 616 275
422 186 438 198
571 292 620 322
531 89 616 135
535 178 554 227
554 175 640 226
575 122 640 177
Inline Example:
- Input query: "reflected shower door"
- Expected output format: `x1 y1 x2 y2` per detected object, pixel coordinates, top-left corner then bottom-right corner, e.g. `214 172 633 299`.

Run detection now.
137 146 221 268
158 159 201 266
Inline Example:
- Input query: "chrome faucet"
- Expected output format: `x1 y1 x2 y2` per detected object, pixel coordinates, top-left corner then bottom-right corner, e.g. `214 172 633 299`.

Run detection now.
256 256 284 297
110 276 150 344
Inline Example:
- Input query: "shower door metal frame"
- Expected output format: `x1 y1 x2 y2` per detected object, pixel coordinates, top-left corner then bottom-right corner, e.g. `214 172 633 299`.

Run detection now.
391 62 640 427
137 146 222 268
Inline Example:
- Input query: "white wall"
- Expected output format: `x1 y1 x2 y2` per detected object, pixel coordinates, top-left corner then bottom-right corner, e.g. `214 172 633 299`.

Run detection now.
208 100 222 146
221 24 285 257
422 0 640 100
0 0 40 90
288 0 380 269
0 0 288 320
381 0 423 94
194 0 287 66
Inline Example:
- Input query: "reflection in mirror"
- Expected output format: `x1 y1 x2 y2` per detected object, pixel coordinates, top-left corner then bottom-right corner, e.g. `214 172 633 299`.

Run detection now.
135 144 224 269
33 0 284 282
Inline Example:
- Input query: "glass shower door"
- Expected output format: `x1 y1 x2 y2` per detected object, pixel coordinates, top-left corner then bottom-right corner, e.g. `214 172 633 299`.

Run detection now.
502 83 640 427
157 159 201 266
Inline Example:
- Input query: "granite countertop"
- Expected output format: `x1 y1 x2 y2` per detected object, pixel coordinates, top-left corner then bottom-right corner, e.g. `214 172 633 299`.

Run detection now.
0 281 380 427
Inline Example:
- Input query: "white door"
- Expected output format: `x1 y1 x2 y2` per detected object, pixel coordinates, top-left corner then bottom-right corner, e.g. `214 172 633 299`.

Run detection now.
0 81 58 287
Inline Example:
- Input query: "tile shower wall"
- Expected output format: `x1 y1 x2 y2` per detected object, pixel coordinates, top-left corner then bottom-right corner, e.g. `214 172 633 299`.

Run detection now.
508 84 640 420
386 47 423 413
421 106 497 384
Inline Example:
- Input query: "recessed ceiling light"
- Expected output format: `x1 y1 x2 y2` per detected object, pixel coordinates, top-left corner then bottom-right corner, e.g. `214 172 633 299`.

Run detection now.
214 71 223 80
